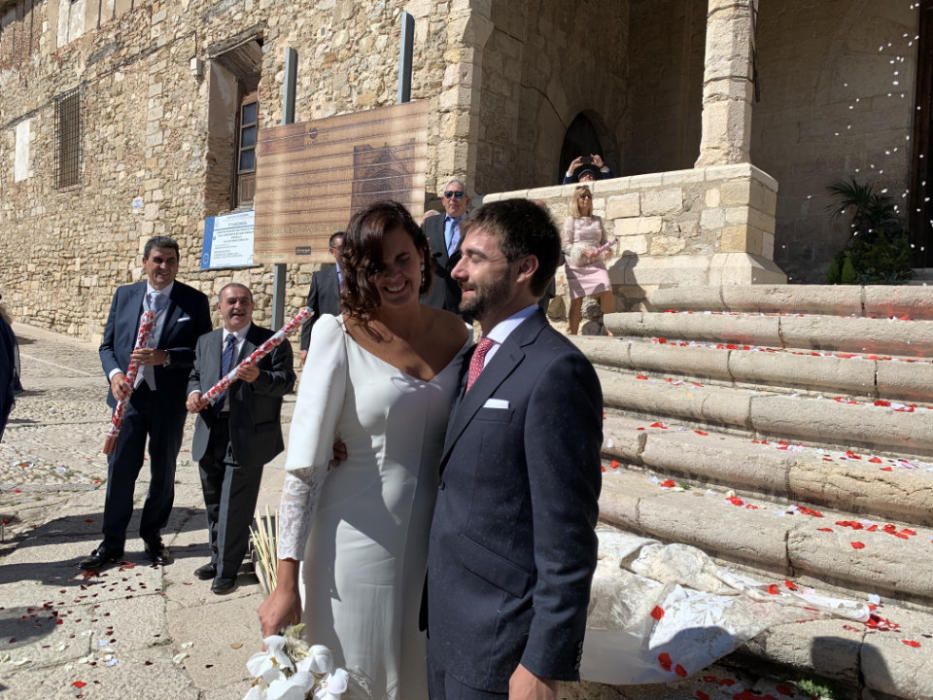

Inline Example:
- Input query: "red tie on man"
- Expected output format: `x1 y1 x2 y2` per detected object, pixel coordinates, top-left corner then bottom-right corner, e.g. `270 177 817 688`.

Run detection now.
465 337 495 392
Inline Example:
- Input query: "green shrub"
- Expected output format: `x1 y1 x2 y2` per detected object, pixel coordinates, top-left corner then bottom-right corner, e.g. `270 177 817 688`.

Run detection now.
825 179 914 285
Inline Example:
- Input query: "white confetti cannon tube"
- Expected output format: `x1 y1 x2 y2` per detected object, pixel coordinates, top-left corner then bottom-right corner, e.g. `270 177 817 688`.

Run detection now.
103 310 157 455
201 307 312 405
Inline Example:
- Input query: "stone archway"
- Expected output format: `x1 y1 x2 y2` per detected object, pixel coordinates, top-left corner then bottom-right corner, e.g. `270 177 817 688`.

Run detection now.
558 111 620 182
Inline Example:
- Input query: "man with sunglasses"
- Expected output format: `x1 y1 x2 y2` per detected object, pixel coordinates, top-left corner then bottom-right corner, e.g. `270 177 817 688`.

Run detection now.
422 179 471 315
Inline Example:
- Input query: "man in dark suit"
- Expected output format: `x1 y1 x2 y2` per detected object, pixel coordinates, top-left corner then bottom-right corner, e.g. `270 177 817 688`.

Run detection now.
421 179 470 314
426 199 603 699
186 283 295 594
83 236 212 570
299 231 344 363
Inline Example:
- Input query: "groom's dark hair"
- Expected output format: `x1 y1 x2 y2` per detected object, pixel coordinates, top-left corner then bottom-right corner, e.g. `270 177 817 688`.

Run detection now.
463 199 560 296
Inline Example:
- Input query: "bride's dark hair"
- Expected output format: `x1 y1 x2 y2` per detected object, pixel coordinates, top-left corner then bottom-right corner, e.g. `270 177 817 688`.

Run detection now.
339 200 432 325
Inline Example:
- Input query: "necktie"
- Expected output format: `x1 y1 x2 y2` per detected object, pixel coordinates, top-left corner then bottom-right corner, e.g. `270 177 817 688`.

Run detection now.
465 337 495 392
137 292 165 390
446 217 460 256
216 334 238 409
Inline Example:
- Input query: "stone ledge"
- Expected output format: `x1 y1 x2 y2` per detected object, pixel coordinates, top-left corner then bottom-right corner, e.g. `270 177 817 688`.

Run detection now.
639 285 933 320
601 414 933 526
598 371 933 456
599 469 933 602
603 312 933 356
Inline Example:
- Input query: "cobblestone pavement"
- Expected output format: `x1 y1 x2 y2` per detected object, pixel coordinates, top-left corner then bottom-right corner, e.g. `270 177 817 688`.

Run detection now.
0 323 772 700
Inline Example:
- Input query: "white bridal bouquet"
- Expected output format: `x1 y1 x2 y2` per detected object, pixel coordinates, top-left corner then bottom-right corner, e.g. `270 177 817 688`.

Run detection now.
246 511 348 700
244 625 348 700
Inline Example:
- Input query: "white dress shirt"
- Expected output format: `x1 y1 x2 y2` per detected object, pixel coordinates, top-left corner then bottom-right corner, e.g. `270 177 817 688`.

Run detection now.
479 304 539 369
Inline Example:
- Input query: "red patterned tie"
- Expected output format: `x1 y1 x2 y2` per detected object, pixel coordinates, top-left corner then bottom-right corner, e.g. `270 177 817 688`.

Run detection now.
466 338 495 392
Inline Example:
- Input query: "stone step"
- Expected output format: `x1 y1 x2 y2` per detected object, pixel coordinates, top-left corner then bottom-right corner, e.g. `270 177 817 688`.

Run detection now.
598 370 933 457
604 312 933 357
637 285 933 320
734 600 933 700
602 414 933 527
575 336 933 402
598 468 933 605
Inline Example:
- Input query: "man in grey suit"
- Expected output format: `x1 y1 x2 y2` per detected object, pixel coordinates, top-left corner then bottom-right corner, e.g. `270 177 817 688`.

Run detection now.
422 179 470 315
186 283 295 594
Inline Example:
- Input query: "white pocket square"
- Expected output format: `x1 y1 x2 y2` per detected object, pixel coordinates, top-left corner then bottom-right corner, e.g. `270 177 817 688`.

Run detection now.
177 315 191 322
483 398 510 410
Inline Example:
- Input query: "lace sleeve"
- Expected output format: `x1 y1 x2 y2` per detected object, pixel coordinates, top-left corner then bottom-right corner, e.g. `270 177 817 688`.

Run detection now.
276 467 328 561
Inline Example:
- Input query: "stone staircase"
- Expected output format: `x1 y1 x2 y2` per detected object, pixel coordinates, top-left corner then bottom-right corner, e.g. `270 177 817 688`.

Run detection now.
575 285 933 700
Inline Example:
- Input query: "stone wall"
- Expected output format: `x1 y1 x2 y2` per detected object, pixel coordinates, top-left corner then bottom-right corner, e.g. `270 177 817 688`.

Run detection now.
752 0 919 282
485 164 784 311
0 0 450 342
474 0 629 195
624 0 706 176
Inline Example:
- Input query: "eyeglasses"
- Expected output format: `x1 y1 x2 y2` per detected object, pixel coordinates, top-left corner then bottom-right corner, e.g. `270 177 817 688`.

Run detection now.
578 194 592 200
444 191 465 199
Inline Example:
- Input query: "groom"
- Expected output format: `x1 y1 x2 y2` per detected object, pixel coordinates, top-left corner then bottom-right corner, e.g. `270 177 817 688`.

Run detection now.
426 199 603 699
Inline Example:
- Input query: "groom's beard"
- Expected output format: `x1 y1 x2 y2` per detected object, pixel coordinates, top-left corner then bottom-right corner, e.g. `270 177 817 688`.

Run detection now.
458 273 512 321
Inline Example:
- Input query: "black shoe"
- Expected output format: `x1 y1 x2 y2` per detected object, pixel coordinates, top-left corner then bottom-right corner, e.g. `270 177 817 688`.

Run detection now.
211 577 238 595
144 539 172 566
79 543 124 571
194 563 216 581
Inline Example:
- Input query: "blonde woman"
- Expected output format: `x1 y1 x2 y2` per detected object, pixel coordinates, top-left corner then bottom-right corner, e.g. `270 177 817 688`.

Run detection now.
561 186 614 334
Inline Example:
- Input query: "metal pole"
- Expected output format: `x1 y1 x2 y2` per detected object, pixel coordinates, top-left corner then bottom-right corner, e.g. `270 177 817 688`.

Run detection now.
397 11 414 104
271 47 298 330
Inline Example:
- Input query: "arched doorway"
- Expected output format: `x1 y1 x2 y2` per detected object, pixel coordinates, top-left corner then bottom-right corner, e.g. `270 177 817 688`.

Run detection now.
558 112 616 182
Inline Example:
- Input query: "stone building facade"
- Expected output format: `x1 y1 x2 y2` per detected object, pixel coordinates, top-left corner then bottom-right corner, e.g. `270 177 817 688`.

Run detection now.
0 0 930 341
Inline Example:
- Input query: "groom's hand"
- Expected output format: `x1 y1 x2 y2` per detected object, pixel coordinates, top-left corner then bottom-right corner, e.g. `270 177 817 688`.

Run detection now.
508 664 556 699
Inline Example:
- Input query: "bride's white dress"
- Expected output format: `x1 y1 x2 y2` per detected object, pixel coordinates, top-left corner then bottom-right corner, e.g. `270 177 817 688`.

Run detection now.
277 314 468 700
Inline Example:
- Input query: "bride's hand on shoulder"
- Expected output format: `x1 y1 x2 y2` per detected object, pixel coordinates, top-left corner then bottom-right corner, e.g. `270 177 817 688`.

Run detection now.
258 585 302 637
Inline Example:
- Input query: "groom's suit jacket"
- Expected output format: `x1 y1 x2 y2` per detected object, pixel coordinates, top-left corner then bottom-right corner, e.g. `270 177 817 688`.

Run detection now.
187 324 295 468
426 309 603 692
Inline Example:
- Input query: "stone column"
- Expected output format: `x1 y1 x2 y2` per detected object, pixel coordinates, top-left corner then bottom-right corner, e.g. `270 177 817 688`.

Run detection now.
695 0 756 166
435 0 494 191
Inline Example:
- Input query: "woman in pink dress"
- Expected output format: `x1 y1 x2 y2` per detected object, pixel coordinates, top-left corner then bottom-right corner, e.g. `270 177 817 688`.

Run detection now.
561 185 614 334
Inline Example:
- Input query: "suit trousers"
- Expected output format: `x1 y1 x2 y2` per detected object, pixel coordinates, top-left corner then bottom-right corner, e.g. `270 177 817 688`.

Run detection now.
103 385 186 548
427 655 507 700
197 415 264 580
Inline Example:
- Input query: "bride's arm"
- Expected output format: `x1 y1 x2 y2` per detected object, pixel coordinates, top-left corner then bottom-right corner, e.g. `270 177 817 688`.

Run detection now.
259 316 347 636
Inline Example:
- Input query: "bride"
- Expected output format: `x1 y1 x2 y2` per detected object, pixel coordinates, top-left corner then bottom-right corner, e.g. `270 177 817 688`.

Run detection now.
258 201 471 699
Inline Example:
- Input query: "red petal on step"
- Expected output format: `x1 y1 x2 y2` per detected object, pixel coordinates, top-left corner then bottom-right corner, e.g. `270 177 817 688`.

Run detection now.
659 480 677 488
817 527 834 532
868 457 883 463
675 664 688 677
866 524 878 532
797 506 824 518
72 681 87 689
600 466 607 473
650 605 665 620
902 639 921 648
874 400 891 407
649 421 668 429
657 337 667 344
851 541 866 549
610 460 621 470
880 466 894 472
657 652 672 671
694 430 709 436
784 580 798 590
636 374 649 380
695 692 711 700
767 584 780 595
727 496 744 506
845 451 862 460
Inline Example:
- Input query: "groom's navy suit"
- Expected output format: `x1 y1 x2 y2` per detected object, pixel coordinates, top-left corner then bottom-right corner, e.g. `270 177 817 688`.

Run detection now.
426 309 602 696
